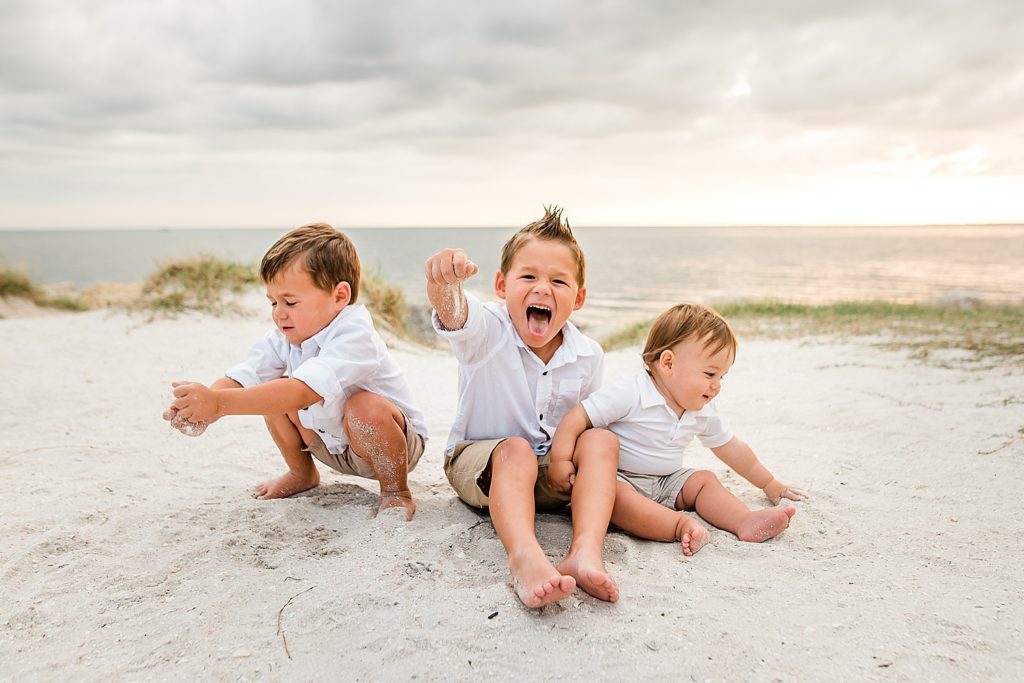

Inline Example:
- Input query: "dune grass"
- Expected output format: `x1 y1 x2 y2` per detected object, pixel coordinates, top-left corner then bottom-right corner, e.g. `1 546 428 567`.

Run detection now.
602 300 1024 366
0 266 88 311
132 255 261 317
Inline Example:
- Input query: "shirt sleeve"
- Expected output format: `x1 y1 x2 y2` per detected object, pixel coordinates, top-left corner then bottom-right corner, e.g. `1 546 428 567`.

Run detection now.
581 375 635 429
579 345 604 401
696 403 734 448
225 330 287 387
290 325 383 403
432 291 503 365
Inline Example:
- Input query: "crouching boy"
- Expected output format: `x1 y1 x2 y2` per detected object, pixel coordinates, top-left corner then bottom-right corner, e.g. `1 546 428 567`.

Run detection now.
164 223 428 520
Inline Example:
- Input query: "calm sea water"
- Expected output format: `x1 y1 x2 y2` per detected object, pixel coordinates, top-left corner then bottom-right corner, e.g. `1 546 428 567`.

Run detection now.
2 226 1022 331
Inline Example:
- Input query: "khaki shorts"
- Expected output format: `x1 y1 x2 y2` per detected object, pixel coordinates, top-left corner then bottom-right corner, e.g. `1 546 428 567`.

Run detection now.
444 439 572 511
305 415 425 480
617 467 697 510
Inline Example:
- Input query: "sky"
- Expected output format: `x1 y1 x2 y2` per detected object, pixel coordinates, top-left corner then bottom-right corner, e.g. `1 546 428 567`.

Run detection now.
1 0 1022 228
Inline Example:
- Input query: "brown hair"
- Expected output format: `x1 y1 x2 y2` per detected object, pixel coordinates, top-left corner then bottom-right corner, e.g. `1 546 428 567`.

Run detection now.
260 222 361 302
500 205 586 287
642 303 737 369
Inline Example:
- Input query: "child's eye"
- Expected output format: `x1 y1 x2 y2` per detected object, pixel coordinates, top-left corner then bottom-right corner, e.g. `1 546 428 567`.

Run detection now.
704 372 715 378
285 301 297 307
553 279 567 286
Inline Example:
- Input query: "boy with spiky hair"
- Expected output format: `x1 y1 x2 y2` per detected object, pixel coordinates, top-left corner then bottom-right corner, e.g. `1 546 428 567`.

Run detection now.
425 206 621 608
164 222 428 520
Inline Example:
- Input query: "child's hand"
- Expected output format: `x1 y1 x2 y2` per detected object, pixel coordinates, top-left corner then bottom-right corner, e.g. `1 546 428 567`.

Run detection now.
162 404 212 437
547 460 577 494
763 479 809 505
424 248 478 287
170 381 221 425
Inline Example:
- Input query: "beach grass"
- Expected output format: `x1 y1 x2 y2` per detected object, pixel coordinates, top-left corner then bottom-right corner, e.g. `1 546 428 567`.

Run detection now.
0 266 88 312
132 255 261 317
603 300 1024 366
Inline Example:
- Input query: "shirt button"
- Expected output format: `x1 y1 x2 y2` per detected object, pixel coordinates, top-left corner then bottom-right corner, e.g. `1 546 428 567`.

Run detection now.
539 414 544 420
542 371 548 376
318 429 325 434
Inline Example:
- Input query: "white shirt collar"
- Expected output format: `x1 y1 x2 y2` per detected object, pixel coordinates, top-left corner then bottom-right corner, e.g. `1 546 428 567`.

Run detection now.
638 371 716 422
298 304 366 351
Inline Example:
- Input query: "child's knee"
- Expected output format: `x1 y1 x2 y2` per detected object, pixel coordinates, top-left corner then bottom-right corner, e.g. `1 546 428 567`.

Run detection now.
575 428 619 467
344 391 402 430
492 437 537 473
678 469 719 508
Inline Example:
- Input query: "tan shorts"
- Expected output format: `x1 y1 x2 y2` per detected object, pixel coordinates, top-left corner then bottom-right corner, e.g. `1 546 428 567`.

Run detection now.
617 468 697 510
305 415 425 480
444 439 572 511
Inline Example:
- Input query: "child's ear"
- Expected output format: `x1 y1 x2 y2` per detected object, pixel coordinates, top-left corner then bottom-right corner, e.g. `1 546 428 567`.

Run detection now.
333 281 351 307
573 286 586 311
660 349 674 372
494 271 507 300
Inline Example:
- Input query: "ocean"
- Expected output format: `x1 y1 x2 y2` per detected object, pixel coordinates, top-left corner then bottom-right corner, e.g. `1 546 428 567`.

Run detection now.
2 225 1022 331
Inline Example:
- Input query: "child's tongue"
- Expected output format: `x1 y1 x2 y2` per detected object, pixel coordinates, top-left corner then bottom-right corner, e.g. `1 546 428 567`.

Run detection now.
527 308 551 338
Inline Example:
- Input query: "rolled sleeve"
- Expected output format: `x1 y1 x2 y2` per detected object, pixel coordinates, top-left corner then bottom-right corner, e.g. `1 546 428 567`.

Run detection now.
433 292 500 365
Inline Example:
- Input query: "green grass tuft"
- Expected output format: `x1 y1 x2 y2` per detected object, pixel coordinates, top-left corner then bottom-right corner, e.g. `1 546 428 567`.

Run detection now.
133 255 260 317
602 299 1024 366
0 266 88 311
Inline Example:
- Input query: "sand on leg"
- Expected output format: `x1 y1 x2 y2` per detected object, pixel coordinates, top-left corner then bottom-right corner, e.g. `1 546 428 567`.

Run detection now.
343 391 416 520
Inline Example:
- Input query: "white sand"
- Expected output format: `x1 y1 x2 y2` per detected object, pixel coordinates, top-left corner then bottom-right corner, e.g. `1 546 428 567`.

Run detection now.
1 307 1022 680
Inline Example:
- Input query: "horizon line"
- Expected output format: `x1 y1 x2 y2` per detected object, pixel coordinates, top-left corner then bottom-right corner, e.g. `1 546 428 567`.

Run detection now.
1 221 1022 231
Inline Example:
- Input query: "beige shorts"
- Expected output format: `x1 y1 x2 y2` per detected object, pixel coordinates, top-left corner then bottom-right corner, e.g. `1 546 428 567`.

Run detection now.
617 467 697 510
305 415 425 480
444 439 572 511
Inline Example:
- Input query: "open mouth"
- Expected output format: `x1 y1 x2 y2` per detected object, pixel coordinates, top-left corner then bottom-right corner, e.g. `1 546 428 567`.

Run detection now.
526 304 552 338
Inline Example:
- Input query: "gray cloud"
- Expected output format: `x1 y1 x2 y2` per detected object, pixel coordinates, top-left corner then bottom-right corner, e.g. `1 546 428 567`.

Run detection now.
1 0 1021 224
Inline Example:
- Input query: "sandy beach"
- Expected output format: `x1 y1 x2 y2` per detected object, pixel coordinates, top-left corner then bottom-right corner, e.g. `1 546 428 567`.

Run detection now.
1 305 1022 681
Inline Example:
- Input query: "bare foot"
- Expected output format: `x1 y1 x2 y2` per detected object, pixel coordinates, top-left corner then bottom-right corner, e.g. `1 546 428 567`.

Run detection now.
736 507 796 542
676 516 709 556
509 550 576 609
378 490 416 521
557 555 619 603
253 468 320 500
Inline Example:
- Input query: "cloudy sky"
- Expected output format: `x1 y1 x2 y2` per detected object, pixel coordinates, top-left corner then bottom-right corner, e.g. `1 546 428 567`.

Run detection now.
1 0 1022 228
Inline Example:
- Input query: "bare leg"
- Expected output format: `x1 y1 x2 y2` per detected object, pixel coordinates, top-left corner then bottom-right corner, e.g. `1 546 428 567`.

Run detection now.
254 412 320 499
611 482 709 556
489 438 575 609
678 470 795 542
556 429 620 601
344 392 416 521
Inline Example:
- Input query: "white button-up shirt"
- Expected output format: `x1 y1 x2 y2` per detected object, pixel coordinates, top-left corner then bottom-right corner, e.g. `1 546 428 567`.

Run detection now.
226 304 427 454
434 292 603 456
582 372 733 476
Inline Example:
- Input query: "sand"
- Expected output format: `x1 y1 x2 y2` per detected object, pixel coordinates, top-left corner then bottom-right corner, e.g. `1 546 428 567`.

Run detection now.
1 306 1022 681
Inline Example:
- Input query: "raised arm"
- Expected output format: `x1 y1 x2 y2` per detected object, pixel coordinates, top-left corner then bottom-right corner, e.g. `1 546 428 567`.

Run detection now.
424 248 478 331
711 436 808 505
547 403 593 493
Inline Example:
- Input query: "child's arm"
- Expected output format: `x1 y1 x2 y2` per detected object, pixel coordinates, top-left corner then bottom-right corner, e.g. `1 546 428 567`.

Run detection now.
170 377 321 424
425 248 478 331
547 404 593 493
711 436 808 505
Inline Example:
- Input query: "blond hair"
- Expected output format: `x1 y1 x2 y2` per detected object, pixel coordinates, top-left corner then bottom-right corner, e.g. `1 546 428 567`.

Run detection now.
500 205 586 287
260 222 361 301
642 303 737 369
